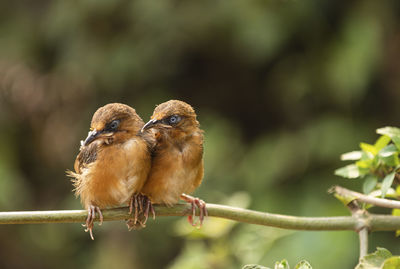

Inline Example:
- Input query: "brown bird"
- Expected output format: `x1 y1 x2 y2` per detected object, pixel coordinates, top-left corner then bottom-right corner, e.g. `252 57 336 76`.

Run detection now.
140 100 207 226
67 103 153 239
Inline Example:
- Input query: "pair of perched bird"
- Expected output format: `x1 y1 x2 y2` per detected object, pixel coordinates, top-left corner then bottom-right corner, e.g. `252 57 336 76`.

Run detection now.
68 100 206 240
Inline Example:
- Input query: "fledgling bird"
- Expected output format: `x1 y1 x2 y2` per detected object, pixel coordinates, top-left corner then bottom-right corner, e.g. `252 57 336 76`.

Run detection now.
67 103 152 239
140 100 207 226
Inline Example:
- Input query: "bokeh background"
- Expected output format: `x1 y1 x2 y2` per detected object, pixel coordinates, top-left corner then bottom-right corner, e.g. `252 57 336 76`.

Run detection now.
1 0 400 268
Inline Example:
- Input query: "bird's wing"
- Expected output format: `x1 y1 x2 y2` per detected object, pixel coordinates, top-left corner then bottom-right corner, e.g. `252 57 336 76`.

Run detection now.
74 142 99 173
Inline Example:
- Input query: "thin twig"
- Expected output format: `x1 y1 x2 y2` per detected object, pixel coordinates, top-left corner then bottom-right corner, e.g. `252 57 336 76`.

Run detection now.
1 203 400 232
332 186 400 209
345 200 370 260
358 228 369 260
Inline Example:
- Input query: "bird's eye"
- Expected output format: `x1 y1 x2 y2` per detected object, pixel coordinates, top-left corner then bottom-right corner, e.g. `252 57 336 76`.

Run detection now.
168 115 181 125
109 120 120 130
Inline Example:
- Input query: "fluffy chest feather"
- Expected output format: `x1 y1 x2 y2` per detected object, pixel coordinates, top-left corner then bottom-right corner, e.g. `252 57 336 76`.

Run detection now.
73 137 151 208
141 133 204 205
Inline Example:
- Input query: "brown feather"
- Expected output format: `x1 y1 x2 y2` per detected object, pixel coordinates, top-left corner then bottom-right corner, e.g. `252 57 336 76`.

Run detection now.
141 100 204 206
67 103 151 209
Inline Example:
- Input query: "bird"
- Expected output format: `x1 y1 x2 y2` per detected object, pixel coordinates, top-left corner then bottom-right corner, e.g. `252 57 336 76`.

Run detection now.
140 100 207 226
67 103 153 239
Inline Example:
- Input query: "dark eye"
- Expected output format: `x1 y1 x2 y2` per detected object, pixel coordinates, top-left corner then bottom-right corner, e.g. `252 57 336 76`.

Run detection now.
168 115 181 125
109 120 120 130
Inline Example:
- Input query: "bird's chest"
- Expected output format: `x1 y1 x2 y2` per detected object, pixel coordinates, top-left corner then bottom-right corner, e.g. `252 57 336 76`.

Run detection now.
153 144 200 198
84 139 147 207
161 143 192 174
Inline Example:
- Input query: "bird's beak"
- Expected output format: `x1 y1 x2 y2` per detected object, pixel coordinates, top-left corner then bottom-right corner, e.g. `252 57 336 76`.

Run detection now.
141 119 159 133
81 129 99 146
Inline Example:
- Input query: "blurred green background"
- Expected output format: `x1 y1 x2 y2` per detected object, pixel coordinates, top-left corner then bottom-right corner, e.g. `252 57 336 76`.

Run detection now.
1 0 400 268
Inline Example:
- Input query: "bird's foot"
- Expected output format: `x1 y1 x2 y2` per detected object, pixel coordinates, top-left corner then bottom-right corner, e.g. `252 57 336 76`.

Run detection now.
142 195 156 224
82 205 103 240
127 194 155 230
128 194 140 224
180 193 208 228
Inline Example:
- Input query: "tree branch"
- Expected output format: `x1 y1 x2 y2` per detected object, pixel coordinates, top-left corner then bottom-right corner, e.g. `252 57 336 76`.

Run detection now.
345 200 370 260
1 203 400 232
333 185 400 209
358 227 369 259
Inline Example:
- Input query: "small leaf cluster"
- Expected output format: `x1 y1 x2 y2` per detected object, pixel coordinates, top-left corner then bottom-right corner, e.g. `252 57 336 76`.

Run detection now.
335 127 400 197
356 248 400 269
242 259 312 269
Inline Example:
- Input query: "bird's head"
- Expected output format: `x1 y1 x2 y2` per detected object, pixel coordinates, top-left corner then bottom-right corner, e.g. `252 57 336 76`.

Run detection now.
81 103 144 147
141 100 200 140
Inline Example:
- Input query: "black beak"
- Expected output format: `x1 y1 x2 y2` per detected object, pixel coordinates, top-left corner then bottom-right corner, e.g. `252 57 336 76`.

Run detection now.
81 129 99 146
141 119 159 133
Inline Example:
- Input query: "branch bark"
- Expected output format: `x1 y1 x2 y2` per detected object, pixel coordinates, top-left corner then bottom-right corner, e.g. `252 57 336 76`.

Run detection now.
345 200 370 261
358 228 369 259
333 185 400 209
1 203 400 232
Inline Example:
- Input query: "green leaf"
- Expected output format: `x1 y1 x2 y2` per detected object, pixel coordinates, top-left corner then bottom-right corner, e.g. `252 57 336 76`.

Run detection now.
392 208 400 217
392 137 400 151
377 127 400 150
376 127 400 137
363 176 378 194
335 164 360 179
369 188 397 199
378 144 399 167
392 209 400 237
242 265 270 269
360 142 378 155
356 247 392 269
356 159 374 169
382 256 400 269
378 144 398 157
274 260 289 269
381 172 396 198
354 152 376 174
341 151 363 161
374 135 392 151
333 193 356 206
381 154 399 167
295 260 312 269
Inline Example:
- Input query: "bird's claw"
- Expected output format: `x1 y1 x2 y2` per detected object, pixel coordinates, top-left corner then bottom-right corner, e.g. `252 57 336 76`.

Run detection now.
129 195 140 224
83 205 103 240
143 195 156 223
127 194 155 230
180 194 208 228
